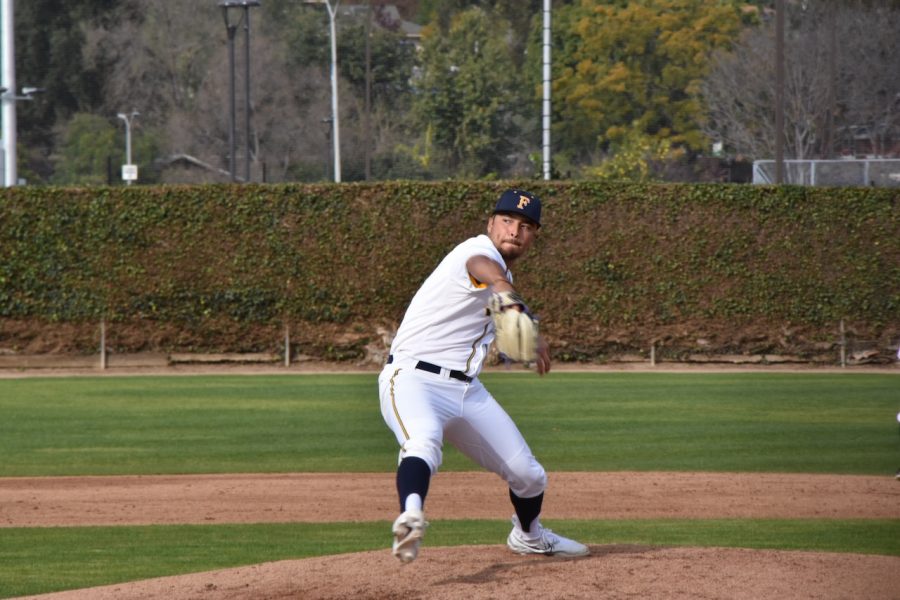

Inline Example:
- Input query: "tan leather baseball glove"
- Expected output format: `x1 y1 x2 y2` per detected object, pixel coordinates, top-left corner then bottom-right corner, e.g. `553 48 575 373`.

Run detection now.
489 291 538 362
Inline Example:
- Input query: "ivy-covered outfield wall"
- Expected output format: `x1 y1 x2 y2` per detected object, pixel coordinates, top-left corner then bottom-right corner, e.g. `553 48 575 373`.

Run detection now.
1 181 898 362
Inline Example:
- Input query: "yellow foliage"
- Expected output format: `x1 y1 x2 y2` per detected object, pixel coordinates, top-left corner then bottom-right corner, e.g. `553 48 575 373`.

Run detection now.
585 127 679 182
395 124 434 169
553 0 743 155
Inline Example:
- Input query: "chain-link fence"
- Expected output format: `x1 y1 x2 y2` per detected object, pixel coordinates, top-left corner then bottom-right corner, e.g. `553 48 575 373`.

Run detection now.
753 159 900 187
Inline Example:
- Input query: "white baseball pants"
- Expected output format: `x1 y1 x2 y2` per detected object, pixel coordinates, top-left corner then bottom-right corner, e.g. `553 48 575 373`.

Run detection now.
378 361 547 499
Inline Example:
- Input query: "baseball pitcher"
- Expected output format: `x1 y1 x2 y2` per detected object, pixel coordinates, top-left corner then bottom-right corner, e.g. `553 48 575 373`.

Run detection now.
378 189 589 563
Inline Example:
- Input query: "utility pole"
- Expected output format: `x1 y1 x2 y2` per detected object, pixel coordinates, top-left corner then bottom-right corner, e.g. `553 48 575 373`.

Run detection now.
1 0 16 186
775 0 785 184
542 0 552 180
364 0 372 180
220 1 260 183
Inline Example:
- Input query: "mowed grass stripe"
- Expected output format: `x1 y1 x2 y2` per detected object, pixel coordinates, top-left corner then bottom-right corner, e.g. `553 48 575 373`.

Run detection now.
0 372 897 476
1 519 898 598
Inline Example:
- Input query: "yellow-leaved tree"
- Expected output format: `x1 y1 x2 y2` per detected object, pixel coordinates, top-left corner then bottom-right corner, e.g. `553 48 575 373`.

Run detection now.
549 0 744 175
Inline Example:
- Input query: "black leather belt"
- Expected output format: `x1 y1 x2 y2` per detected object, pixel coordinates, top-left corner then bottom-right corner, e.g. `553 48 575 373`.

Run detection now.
387 355 472 383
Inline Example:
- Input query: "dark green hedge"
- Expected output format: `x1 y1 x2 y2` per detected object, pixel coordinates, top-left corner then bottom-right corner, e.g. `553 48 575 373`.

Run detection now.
1 181 898 356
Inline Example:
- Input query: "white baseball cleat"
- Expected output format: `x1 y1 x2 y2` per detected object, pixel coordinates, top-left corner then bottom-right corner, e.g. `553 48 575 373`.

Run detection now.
506 515 590 557
392 509 428 563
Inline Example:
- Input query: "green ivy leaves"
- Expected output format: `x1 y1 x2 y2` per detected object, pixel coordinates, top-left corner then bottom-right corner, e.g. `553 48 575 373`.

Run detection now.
1 182 897 354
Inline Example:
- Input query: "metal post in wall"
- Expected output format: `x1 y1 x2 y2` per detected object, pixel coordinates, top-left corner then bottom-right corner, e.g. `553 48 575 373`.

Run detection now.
100 320 107 370
839 319 846 368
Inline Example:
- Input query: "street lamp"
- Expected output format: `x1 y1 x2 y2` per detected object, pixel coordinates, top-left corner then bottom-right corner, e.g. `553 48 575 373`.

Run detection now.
220 0 260 183
321 117 333 180
116 111 139 185
0 86 43 187
1 86 42 100
305 0 341 182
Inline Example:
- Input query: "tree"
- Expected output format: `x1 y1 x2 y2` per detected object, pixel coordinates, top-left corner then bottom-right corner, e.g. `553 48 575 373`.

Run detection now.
262 1 422 181
338 22 415 104
548 0 743 170
412 7 524 177
584 128 676 182
52 113 119 185
418 0 542 67
833 3 900 157
15 0 122 181
52 112 161 185
333 13 418 180
84 1 220 128
83 1 340 183
701 1 900 160
161 34 330 183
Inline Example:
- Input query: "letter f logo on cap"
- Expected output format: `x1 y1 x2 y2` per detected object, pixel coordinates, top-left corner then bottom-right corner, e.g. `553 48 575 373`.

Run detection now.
493 189 541 227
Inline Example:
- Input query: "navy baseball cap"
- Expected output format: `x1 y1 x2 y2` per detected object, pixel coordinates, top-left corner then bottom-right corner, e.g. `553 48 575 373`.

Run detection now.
492 189 541 227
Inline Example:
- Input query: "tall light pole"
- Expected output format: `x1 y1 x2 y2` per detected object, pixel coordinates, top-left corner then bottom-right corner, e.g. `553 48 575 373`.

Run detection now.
363 0 372 180
775 0 785 184
0 85 42 186
116 111 139 185
1 0 16 186
220 0 260 183
222 3 239 181
541 0 552 180
306 0 341 182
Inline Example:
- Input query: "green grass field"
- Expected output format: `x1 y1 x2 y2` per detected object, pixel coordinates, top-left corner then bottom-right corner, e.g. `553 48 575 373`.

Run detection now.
1 372 898 597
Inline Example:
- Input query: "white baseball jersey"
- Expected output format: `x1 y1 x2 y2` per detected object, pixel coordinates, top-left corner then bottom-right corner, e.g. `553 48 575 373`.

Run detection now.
379 233 547 497
389 234 511 377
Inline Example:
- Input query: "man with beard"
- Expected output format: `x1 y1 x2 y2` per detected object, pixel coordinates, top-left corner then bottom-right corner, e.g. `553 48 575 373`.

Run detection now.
378 189 590 564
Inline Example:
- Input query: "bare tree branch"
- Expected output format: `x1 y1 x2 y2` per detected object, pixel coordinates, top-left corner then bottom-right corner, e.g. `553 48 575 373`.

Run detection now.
701 2 900 160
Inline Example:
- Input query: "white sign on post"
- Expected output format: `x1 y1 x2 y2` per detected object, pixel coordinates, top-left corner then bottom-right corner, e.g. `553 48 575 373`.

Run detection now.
122 164 138 181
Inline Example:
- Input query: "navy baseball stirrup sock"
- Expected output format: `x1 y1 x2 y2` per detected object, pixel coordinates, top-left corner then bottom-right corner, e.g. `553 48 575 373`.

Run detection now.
509 490 544 534
397 456 431 512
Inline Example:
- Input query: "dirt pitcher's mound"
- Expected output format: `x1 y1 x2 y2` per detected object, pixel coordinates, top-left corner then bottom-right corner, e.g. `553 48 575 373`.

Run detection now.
7 472 900 599
20 545 900 600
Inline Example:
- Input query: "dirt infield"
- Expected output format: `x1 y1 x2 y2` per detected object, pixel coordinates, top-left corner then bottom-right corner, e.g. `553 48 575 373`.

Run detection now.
3 472 900 527
7 471 900 600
